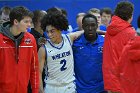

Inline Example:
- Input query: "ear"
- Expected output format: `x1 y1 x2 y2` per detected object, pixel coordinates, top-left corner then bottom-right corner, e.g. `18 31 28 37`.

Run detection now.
13 19 19 25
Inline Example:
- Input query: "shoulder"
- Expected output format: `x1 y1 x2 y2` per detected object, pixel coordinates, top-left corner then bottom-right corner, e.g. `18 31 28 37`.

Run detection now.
62 34 72 44
125 26 136 33
73 35 83 47
97 35 104 42
24 32 35 39
24 32 36 44
123 27 136 39
38 46 46 57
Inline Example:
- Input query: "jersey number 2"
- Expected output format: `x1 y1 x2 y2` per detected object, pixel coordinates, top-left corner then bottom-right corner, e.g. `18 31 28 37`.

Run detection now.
60 59 67 71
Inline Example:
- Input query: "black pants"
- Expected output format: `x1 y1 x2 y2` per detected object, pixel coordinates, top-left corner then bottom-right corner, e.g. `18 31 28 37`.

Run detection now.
100 91 108 93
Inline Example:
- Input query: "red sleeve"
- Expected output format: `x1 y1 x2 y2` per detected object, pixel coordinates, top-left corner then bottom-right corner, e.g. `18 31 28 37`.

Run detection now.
30 37 39 93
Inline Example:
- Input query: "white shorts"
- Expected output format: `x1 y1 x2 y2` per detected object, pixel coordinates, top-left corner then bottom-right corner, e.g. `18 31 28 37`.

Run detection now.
44 82 76 93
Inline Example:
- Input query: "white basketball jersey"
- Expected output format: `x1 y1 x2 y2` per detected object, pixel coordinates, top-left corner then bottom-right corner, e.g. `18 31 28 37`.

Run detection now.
44 34 75 85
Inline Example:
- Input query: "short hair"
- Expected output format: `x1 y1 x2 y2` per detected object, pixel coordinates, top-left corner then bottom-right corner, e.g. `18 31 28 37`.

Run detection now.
82 13 98 24
32 10 46 26
9 6 33 26
0 6 11 15
137 15 140 28
41 11 68 31
88 8 100 14
76 12 86 19
114 1 134 21
100 7 112 15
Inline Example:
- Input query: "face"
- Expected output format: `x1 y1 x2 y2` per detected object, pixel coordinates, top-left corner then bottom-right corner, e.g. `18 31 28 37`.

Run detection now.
91 13 101 26
101 12 111 26
82 17 98 39
15 16 32 32
1 11 10 22
46 25 61 43
77 16 84 30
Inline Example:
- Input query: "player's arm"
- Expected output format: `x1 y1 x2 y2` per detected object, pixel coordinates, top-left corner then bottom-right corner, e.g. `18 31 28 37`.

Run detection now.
68 30 84 42
96 29 106 35
38 46 46 93
30 38 39 93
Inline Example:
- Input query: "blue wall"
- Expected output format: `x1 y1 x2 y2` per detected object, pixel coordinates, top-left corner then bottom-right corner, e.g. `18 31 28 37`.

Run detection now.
0 0 140 29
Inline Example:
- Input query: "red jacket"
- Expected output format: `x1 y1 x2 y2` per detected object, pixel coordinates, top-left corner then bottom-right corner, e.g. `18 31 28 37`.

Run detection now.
117 36 140 93
0 23 39 93
103 16 136 92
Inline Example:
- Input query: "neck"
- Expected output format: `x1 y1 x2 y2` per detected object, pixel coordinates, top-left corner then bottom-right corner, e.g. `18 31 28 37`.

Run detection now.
103 23 109 27
127 19 132 24
55 36 62 44
10 26 21 36
84 34 97 43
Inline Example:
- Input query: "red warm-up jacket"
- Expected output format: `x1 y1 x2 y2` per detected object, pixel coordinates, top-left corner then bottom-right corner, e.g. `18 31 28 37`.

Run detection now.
0 22 39 93
103 16 136 92
117 36 140 93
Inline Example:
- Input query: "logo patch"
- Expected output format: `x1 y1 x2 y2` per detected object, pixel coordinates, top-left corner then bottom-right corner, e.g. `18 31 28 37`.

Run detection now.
98 46 103 53
24 38 31 44
48 50 53 53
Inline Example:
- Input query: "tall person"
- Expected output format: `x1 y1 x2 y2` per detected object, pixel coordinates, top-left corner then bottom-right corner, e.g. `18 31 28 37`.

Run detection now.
73 14 106 93
103 1 136 93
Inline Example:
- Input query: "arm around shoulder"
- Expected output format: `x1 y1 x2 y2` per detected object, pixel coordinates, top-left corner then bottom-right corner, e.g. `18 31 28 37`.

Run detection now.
69 30 84 42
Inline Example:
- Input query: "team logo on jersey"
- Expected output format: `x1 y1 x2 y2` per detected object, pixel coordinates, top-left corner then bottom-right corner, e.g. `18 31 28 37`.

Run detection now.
48 50 53 53
24 38 31 44
3 40 7 43
79 46 84 49
98 46 103 53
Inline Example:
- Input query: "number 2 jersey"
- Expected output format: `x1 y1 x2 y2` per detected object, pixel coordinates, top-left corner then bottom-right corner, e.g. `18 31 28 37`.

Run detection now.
44 34 75 85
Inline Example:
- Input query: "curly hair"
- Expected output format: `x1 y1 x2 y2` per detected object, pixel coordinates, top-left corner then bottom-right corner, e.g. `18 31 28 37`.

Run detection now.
114 1 134 21
41 11 68 31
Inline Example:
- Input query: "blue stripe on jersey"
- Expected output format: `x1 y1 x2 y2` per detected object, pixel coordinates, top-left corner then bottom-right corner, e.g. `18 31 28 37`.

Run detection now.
65 34 72 46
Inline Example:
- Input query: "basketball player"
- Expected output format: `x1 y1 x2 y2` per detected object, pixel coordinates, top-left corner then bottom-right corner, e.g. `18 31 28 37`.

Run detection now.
38 11 83 93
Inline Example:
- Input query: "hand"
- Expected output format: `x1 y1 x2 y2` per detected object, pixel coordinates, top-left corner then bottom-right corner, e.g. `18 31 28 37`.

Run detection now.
38 37 46 47
96 29 106 35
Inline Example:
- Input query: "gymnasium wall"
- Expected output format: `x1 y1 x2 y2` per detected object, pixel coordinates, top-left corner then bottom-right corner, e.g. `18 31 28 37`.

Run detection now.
0 0 140 29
